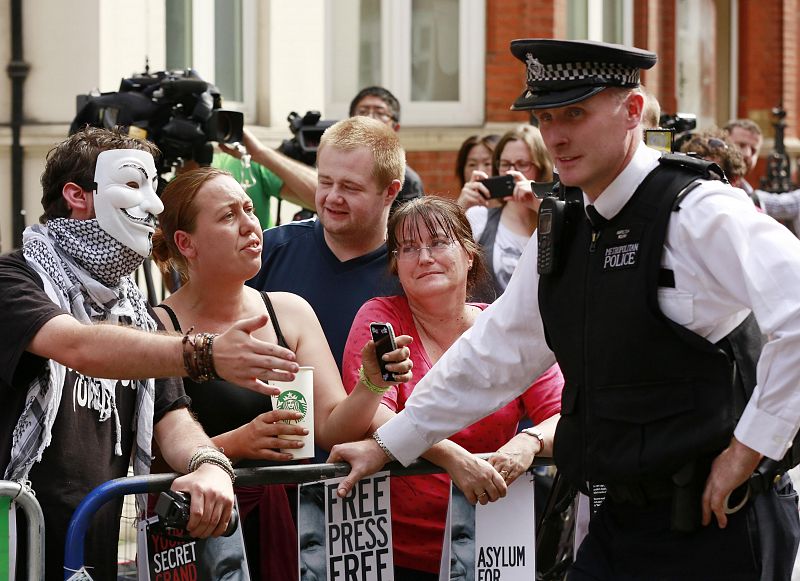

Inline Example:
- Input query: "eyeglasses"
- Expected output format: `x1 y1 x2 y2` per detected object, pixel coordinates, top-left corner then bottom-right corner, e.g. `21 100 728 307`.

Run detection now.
354 107 396 123
392 239 455 261
498 160 534 172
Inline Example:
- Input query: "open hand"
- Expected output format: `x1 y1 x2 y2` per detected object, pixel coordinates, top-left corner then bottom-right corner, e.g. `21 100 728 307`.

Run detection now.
214 315 300 394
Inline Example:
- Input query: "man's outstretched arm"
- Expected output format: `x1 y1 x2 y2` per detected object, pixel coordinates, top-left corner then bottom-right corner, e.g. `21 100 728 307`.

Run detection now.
27 313 299 393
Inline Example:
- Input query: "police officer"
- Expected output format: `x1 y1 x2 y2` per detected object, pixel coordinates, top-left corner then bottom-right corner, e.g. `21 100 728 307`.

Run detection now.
329 39 800 579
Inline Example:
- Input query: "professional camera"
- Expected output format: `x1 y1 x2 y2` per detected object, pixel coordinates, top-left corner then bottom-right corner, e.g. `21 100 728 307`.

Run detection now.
70 69 244 174
155 490 239 537
277 110 337 167
659 112 697 135
659 112 697 152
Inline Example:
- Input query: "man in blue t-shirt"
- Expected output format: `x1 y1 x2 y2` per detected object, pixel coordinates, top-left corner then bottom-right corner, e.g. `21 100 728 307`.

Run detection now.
248 116 404 370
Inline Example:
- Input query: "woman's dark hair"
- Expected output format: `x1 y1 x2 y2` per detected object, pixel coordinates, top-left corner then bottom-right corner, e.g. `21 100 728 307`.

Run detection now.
455 134 501 187
151 167 232 283
386 196 489 297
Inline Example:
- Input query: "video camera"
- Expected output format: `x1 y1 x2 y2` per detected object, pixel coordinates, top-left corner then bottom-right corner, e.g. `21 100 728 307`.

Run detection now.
644 113 698 153
277 111 337 167
70 69 244 174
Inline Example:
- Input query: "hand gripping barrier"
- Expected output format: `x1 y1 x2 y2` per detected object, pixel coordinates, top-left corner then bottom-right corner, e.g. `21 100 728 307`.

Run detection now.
64 456 552 579
0 480 45 580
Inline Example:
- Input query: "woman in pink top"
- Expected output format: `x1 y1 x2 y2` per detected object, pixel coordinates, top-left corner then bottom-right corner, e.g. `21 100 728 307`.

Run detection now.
342 196 563 580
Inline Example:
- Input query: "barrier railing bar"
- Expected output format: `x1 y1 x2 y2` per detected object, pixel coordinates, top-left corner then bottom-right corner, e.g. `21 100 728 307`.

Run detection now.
64 456 553 579
0 481 45 581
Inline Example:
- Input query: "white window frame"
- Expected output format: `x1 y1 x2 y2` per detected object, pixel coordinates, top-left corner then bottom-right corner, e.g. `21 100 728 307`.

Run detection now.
570 0 634 45
324 0 485 127
186 0 257 120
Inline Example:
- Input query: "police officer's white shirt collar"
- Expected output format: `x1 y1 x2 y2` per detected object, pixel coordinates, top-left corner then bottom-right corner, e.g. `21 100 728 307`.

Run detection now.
586 141 660 221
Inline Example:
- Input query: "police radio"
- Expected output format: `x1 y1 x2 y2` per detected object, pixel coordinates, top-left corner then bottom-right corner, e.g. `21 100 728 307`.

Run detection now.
537 182 582 275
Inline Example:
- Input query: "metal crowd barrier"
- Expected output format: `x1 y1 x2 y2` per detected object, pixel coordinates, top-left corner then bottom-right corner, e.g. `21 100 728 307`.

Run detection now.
0 480 45 580
63 456 553 580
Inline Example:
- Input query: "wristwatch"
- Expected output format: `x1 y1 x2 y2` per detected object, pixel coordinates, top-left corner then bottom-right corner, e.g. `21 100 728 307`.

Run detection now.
520 427 545 452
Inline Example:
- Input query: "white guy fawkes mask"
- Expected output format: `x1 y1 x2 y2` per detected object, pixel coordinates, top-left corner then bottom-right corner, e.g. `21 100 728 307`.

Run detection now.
93 149 163 257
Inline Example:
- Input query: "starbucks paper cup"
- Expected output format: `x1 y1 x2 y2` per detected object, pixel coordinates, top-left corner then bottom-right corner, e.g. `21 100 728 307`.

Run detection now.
269 366 314 459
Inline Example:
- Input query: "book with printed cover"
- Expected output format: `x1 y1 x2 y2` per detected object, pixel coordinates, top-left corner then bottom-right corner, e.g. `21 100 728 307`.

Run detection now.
298 472 393 581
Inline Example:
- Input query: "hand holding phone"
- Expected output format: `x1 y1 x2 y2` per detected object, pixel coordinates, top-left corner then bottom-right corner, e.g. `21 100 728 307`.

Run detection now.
370 322 397 382
482 174 516 199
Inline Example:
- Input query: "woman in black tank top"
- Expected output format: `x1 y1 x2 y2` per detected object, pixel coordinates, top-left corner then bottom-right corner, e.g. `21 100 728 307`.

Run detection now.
150 168 413 580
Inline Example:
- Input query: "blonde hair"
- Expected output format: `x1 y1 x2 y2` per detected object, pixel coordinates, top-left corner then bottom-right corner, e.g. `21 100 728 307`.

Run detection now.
318 116 405 189
640 87 661 129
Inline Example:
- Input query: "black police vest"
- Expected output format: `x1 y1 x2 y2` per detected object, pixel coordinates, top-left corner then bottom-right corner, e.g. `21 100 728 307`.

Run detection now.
539 157 762 490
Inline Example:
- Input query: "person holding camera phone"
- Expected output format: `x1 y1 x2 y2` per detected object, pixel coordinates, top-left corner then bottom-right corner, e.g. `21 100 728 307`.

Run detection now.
341 197 562 581
150 166 413 581
456 126 553 302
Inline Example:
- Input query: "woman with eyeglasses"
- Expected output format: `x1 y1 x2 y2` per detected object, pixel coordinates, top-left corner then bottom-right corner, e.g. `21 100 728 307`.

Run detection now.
341 196 562 581
456 125 553 302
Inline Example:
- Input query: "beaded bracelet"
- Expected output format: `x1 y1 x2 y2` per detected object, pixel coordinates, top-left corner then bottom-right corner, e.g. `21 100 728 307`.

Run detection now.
181 329 222 383
187 446 235 484
359 365 390 394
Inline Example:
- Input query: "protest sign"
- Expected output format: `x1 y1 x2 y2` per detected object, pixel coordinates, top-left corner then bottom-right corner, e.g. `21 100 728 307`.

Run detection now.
298 472 393 581
440 473 536 581
137 504 251 581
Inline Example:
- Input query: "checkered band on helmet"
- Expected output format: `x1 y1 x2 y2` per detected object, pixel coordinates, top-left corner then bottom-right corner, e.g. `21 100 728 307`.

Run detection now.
525 53 640 87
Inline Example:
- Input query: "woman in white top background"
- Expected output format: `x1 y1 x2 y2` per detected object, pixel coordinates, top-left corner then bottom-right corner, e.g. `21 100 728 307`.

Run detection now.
456 125 553 302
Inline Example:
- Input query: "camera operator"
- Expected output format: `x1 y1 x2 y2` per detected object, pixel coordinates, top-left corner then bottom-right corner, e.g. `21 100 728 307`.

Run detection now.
349 86 424 211
216 128 317 228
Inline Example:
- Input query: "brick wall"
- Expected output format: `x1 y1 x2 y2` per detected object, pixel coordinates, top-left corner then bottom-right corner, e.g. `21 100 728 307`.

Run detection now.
408 150 461 199
411 0 799 196
738 0 798 186
485 0 558 122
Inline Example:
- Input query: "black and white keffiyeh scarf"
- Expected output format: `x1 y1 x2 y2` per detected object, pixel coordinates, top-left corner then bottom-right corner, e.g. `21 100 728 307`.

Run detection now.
7 219 156 491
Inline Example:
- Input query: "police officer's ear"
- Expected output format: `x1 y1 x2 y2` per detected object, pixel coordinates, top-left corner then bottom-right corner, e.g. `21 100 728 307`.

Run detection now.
623 90 646 130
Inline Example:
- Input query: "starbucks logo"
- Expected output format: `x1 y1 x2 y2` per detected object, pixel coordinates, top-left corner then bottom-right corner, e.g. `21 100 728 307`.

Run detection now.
276 390 308 423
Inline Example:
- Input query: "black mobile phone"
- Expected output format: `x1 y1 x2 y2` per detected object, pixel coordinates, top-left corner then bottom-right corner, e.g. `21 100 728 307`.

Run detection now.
537 197 566 275
370 322 397 382
482 175 516 199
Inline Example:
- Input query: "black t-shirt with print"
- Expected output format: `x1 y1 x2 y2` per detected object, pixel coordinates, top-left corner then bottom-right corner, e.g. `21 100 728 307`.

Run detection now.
0 249 190 580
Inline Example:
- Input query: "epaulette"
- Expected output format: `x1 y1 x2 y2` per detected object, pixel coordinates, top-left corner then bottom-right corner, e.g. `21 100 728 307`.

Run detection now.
658 152 725 182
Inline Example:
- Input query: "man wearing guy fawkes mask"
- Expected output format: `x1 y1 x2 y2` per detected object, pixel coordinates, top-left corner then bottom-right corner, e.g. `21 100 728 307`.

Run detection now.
0 127 301 580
